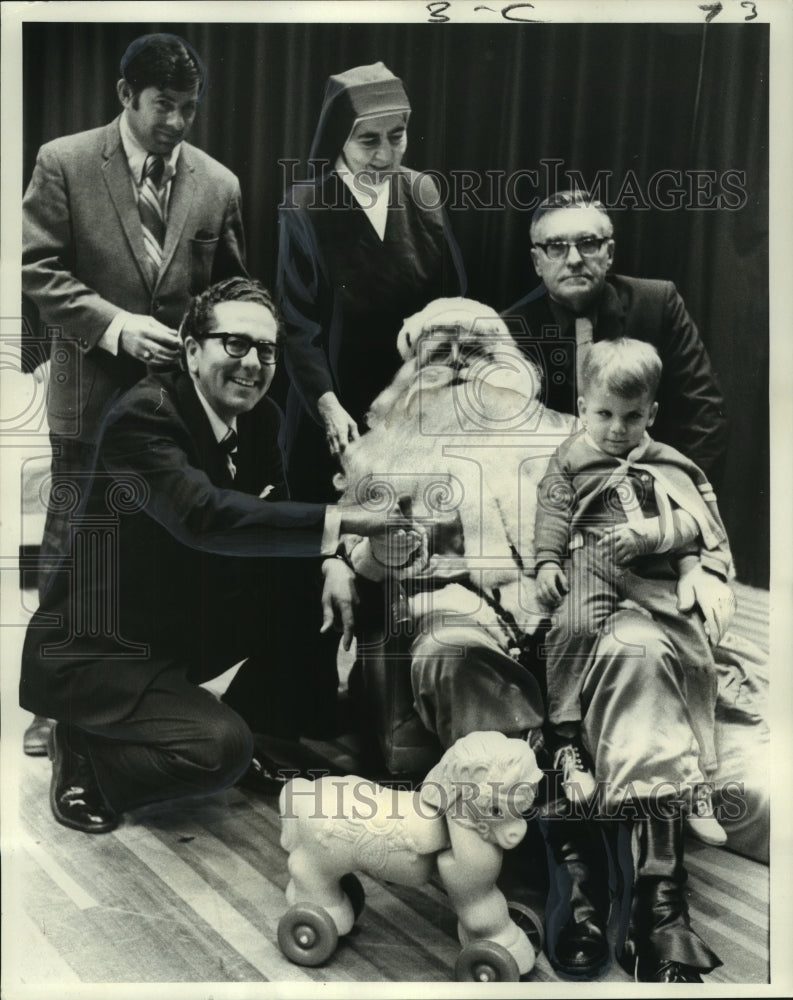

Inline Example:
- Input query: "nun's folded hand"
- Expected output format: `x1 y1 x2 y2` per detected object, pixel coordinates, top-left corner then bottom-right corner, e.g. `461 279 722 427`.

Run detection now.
317 391 359 456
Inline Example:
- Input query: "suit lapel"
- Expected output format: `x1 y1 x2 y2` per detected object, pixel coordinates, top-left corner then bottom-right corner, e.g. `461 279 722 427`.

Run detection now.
235 410 269 495
236 403 288 499
158 148 196 288
595 280 627 340
175 374 232 487
100 119 154 293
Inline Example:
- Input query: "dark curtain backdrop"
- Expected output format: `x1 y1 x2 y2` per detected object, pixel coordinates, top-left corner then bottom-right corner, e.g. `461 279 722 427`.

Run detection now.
21 22 769 586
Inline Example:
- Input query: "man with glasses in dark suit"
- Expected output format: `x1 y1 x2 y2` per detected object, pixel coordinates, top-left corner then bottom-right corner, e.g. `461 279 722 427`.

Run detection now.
504 190 727 484
19 278 426 835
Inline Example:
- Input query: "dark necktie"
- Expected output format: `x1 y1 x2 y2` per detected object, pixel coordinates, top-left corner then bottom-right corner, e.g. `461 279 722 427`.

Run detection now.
138 154 167 278
220 428 238 479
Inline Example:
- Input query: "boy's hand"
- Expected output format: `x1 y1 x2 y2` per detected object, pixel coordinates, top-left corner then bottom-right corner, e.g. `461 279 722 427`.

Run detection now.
536 562 569 608
598 524 647 564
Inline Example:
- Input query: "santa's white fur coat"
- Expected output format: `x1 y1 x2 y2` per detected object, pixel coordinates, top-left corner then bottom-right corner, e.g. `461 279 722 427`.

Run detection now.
335 298 577 643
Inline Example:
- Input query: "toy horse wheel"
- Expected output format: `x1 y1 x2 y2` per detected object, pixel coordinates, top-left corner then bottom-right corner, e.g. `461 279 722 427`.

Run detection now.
277 903 339 966
508 900 545 952
340 873 366 921
455 940 520 982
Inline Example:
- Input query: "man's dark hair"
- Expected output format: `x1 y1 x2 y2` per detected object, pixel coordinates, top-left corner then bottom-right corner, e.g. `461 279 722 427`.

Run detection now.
120 33 205 99
530 189 613 243
180 277 283 345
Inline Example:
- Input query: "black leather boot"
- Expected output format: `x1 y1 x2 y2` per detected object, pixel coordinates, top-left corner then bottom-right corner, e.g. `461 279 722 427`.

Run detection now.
617 803 722 982
539 807 611 979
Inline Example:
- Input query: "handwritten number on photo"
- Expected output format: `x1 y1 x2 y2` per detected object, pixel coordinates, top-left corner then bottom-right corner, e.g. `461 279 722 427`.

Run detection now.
428 1 540 22
699 2 723 21
427 2 451 22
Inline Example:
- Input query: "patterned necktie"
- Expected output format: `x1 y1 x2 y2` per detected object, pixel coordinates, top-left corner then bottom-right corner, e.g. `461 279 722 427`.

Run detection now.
138 154 167 278
575 315 594 389
220 428 238 480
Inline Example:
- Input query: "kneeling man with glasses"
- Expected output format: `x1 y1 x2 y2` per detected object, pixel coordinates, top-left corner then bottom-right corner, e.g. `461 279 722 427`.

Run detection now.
20 277 420 834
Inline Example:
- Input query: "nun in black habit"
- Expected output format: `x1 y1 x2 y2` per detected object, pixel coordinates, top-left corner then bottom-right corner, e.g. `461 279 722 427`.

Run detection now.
277 61 467 503
271 62 465 741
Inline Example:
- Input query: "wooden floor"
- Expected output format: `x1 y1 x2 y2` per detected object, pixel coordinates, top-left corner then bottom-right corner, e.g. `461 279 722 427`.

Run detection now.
2 583 771 992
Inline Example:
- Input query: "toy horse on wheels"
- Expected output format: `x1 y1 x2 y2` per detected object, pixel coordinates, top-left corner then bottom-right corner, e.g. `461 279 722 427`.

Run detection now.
277 730 545 982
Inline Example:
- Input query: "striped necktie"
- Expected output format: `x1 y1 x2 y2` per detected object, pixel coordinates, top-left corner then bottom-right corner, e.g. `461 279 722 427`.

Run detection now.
138 154 167 278
220 428 238 479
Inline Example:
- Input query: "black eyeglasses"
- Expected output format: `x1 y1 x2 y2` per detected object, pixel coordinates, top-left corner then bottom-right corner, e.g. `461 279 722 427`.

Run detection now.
534 236 611 261
199 333 280 365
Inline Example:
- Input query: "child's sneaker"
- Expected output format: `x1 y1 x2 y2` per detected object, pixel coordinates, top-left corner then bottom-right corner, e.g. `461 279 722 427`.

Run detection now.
553 741 597 804
686 786 727 846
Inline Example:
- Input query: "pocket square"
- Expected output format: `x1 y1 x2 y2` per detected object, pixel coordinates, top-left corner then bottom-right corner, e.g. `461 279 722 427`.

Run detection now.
189 232 219 294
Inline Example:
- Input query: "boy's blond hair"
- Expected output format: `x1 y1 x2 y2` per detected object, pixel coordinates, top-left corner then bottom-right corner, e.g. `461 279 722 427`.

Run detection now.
580 337 662 400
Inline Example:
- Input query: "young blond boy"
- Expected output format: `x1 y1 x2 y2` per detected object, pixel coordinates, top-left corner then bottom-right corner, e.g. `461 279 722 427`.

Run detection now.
535 338 733 843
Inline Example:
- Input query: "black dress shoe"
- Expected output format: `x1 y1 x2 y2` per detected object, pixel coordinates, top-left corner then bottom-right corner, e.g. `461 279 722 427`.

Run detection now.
552 905 610 979
48 724 118 834
24 714 53 756
235 753 293 796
